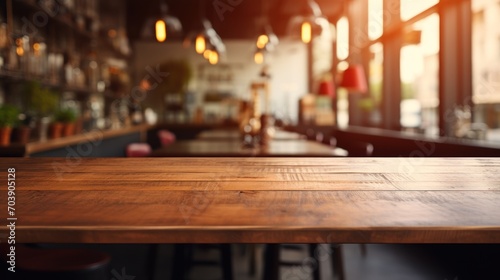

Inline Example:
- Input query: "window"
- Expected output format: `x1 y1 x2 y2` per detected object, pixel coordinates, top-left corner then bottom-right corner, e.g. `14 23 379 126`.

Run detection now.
400 14 440 135
368 0 383 40
400 0 439 21
337 61 349 128
367 43 383 125
472 0 500 141
336 17 349 61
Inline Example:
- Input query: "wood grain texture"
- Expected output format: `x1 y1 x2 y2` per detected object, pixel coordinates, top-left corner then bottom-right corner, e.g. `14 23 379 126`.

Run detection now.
0 158 499 244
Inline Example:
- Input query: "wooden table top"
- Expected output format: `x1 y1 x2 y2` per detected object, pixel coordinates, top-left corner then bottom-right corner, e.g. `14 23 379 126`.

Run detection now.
150 139 348 157
197 129 306 141
1 158 500 244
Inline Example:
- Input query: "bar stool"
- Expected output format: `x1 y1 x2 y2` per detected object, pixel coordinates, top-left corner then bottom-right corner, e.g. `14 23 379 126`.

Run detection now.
126 143 152 157
158 129 176 147
1 244 111 280
263 244 345 280
172 244 233 280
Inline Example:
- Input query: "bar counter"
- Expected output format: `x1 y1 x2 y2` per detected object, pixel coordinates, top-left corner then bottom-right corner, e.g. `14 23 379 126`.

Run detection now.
1 158 499 244
0 124 153 157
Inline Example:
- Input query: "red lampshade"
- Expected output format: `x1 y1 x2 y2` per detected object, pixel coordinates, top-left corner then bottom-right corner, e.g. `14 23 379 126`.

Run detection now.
339 64 368 93
318 80 335 98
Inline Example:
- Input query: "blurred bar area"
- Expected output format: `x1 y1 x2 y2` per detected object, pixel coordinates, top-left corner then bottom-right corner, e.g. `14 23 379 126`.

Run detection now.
1 0 500 157
1 2 500 280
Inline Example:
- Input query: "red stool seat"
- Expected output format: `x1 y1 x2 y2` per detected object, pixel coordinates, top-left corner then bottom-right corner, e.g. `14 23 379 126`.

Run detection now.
158 130 176 147
126 143 152 157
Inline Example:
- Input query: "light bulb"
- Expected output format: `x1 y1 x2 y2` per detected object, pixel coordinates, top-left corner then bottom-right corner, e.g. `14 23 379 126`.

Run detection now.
301 21 312 44
254 51 264 64
195 35 206 54
155 20 167 42
256 34 269 49
209 51 219 65
203 49 212 59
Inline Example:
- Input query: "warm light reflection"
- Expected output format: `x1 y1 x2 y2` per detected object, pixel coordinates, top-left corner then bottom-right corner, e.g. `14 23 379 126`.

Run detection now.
195 35 206 54
209 51 219 65
256 34 269 49
16 47 24 56
337 17 349 60
155 20 167 42
254 51 264 64
140 79 151 90
33 43 41 56
108 29 117 38
15 38 24 56
301 22 312 44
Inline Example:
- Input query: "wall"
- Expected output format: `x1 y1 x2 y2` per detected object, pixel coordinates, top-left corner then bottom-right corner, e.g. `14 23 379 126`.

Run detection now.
133 40 308 124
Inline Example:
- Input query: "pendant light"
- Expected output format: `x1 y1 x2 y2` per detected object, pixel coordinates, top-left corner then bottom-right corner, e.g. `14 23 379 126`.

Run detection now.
255 24 279 51
254 49 265 64
141 0 182 42
254 0 278 64
288 0 331 44
183 0 225 63
195 30 207 54
339 64 368 94
301 21 312 43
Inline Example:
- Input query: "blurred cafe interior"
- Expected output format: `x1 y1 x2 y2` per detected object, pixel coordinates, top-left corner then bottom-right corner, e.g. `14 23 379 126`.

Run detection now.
1 0 500 279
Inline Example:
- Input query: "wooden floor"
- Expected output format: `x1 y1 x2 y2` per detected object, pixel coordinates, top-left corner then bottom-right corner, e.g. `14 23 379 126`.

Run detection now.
35 243 497 280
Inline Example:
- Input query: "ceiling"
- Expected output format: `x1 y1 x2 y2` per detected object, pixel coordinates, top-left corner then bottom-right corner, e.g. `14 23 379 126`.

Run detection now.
124 0 345 42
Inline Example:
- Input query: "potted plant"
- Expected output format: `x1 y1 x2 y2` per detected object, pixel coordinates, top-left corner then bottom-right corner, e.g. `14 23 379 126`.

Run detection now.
13 114 34 144
155 60 193 122
0 104 20 146
24 82 59 141
54 108 77 137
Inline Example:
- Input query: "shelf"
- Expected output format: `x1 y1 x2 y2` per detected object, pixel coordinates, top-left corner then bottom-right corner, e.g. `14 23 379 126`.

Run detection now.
97 32 132 60
0 70 93 95
13 0 96 40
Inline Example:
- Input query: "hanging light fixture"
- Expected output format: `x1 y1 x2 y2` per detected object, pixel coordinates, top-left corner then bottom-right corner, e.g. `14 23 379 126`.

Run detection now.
195 32 206 54
155 20 167 42
141 0 182 42
253 0 278 64
339 64 368 94
301 21 312 43
184 18 225 60
208 50 219 65
255 24 279 51
183 0 225 63
203 48 212 59
287 0 331 44
256 34 269 49
254 49 265 64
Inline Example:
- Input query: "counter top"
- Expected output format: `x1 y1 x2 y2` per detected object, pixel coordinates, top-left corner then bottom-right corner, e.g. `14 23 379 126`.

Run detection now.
1 157 499 244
